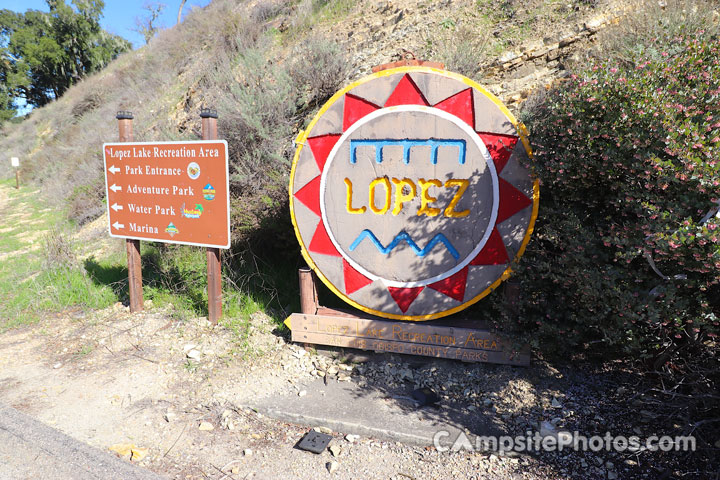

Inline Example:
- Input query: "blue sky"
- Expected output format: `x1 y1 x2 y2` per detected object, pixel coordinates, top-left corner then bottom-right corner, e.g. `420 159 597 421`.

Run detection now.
0 0 212 49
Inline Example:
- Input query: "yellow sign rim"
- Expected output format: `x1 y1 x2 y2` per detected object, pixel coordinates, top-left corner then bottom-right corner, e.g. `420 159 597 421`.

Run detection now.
288 66 539 322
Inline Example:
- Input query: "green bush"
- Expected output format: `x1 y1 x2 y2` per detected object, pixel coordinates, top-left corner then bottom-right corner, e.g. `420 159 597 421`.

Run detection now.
513 32 720 359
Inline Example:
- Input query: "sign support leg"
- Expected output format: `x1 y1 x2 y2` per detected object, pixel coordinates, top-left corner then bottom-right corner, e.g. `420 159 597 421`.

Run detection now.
201 108 222 325
126 239 144 312
299 267 319 315
117 111 144 313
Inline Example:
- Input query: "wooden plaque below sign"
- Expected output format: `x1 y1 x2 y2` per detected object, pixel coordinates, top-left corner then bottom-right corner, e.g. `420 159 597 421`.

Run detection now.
285 313 530 366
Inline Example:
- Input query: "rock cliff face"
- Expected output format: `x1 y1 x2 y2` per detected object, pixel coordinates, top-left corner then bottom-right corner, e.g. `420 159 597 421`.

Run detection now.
304 0 631 109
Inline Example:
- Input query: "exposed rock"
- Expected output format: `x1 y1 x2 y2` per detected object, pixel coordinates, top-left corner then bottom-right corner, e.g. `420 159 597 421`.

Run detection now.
327 461 339 473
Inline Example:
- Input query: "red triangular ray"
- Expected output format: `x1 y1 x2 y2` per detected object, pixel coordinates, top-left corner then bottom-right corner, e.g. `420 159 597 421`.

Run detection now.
497 178 532 223
388 286 424 313
477 132 519 174
293 175 321 217
470 228 509 265
343 259 373 294
343 94 381 131
307 134 342 170
433 88 474 127
308 222 341 257
428 267 468 302
384 75 429 107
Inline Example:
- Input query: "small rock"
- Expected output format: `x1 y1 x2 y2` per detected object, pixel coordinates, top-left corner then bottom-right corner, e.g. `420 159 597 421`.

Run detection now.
298 390 307 397
550 417 563 427
164 411 176 422
616 386 627 395
608 472 618 480
345 434 359 443
329 445 342 457
551 397 562 408
337 374 351 382
53 363 62 369
606 461 615 469
483 398 493 407
186 349 202 360
314 426 333 434
539 421 556 438
594 457 604 467
231 466 240 474
198 421 214 431
327 461 339 474
467 405 477 412
624 459 637 466
243 448 253 456
327 366 339 375
580 459 588 468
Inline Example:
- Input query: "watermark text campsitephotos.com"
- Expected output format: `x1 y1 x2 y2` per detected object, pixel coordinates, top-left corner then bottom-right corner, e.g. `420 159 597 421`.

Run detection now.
433 430 696 454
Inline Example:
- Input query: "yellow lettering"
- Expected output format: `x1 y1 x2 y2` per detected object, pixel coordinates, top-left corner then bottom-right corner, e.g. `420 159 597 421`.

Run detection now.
391 178 417 216
417 178 442 217
444 179 470 218
392 325 402 340
344 178 366 214
369 177 391 214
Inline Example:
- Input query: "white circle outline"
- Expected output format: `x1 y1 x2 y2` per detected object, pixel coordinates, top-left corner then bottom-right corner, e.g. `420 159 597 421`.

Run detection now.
318 105 500 288
187 161 201 180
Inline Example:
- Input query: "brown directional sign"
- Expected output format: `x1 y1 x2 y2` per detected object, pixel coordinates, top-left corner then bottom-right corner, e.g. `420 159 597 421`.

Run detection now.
286 313 530 365
103 141 230 248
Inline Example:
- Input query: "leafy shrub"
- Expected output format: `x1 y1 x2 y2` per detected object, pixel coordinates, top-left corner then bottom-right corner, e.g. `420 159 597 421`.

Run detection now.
513 32 720 359
289 35 349 108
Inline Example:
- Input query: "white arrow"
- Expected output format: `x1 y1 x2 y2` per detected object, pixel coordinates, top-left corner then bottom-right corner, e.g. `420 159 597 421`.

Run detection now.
112 221 124 230
110 184 122 193
108 165 120 174
111 203 123 212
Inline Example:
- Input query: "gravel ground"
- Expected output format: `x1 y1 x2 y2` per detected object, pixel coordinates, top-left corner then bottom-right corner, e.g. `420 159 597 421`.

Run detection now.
0 303 715 480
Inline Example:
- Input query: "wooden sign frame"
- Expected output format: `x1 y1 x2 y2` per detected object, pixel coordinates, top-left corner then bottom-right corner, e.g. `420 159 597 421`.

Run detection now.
286 310 529 366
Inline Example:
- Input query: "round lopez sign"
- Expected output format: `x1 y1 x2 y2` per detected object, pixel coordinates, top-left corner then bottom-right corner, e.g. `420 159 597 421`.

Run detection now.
289 66 538 320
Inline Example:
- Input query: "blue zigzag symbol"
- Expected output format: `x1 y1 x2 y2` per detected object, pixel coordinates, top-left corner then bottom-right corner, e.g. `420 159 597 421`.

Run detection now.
348 229 460 260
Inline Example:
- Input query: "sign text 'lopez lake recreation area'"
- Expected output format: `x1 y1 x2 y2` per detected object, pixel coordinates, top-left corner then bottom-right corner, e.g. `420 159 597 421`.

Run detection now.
103 140 230 248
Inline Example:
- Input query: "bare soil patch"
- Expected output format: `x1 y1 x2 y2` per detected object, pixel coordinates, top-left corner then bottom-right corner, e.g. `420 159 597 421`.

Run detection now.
0 302 706 479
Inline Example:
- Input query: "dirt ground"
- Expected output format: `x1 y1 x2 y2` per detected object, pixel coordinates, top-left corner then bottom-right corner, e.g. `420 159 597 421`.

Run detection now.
0 299 711 480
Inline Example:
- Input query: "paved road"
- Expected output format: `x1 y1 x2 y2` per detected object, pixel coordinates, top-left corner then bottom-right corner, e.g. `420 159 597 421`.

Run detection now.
0 403 165 480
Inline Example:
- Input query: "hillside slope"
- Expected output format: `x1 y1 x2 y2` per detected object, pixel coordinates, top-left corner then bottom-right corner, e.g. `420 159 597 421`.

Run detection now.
0 0 623 235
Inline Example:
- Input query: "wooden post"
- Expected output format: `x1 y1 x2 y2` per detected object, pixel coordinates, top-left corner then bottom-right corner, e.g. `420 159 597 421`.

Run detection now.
504 279 520 316
201 108 222 325
11 157 19 189
117 111 144 313
299 267 319 315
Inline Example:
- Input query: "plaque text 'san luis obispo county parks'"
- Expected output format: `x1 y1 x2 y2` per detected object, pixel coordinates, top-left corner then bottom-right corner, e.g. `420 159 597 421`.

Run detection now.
103 140 230 248
290 66 539 320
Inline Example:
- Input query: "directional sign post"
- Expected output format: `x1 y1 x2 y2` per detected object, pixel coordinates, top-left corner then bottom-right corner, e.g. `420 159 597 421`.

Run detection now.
103 140 230 248
105 111 230 317
116 112 143 312
201 108 223 325
10 157 19 189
